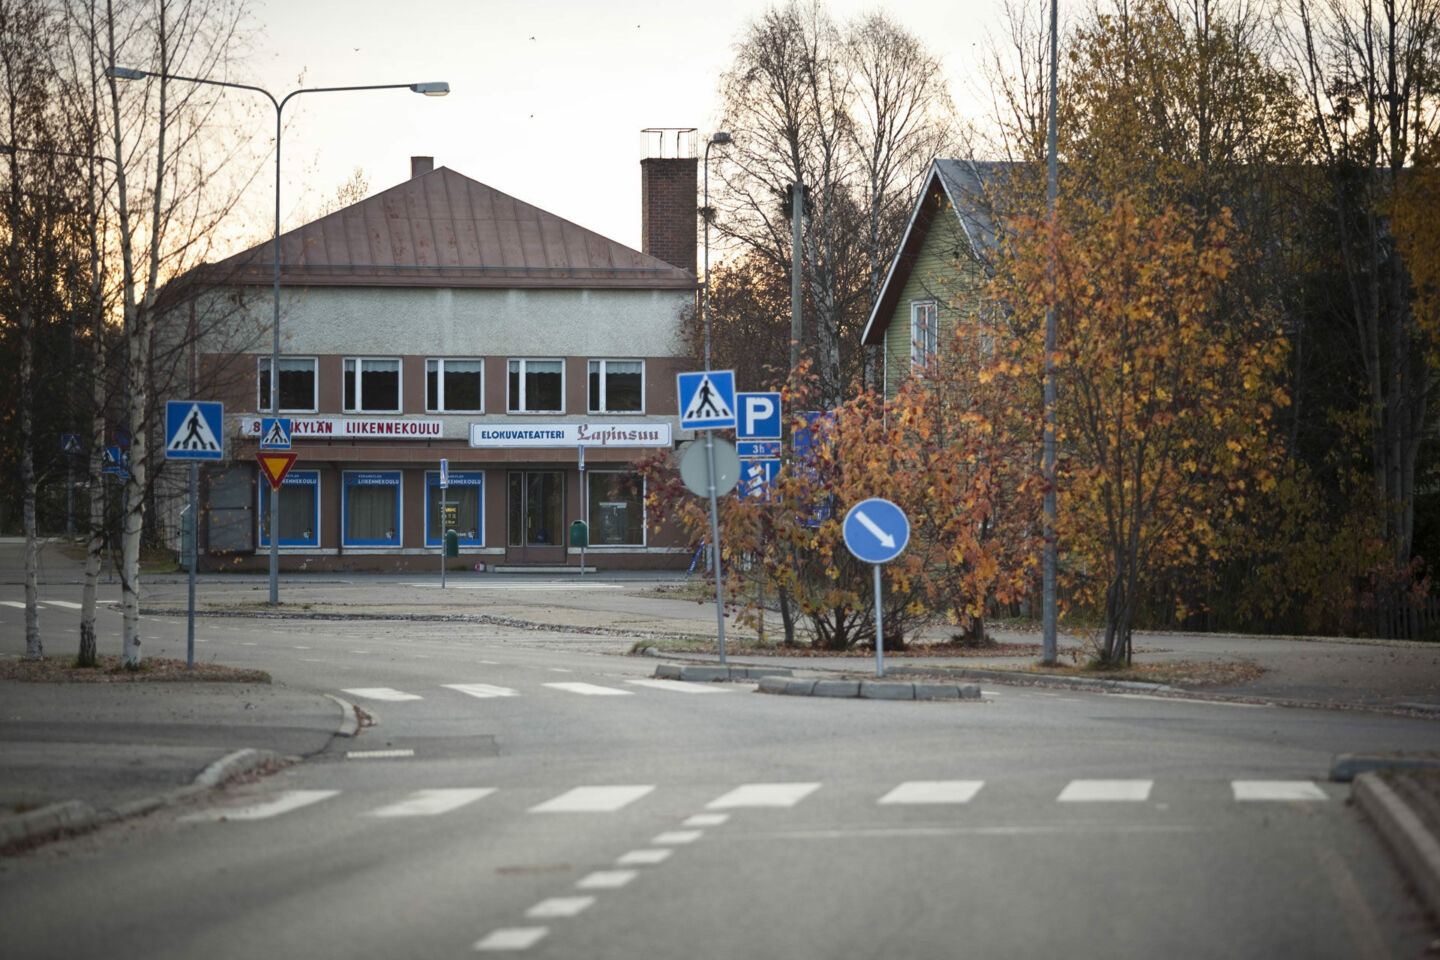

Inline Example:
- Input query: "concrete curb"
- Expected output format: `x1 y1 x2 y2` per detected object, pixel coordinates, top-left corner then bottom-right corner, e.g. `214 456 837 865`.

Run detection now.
884 664 1180 695
1331 753 1440 782
653 663 792 682
1353 772 1440 920
755 675 982 701
325 693 362 737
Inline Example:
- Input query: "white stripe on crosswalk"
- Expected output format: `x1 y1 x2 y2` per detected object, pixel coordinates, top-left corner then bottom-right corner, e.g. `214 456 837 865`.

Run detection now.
369 788 495 817
445 683 519 699
878 780 985 805
341 687 423 702
543 682 631 697
181 789 338 822
707 783 821 809
576 870 637 889
684 813 730 827
530 785 655 813
625 678 730 694
652 830 703 845
474 927 548 951
1058 780 1153 802
1232 780 1328 801
44 600 83 609
616 848 673 865
525 897 595 919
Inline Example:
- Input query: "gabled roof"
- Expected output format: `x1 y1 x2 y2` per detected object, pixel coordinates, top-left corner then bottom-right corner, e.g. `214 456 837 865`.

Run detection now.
204 165 697 291
860 159 1017 345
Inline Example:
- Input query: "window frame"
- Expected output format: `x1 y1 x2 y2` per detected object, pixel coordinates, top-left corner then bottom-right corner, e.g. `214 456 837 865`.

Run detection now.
586 470 647 547
257 469 320 547
343 357 403 414
257 356 319 413
587 358 645 414
507 357 566 414
341 470 402 547
426 358 485 414
424 470 485 546
910 300 939 371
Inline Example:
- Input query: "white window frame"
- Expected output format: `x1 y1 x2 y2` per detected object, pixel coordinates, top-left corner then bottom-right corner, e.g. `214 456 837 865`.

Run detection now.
588 358 645 414
508 358 565 414
426 358 485 413
343 357 403 414
910 300 939 371
257 356 319 413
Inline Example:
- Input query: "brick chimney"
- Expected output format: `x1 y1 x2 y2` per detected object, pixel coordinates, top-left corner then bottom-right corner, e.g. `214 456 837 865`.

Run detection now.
411 156 434 179
641 157 698 275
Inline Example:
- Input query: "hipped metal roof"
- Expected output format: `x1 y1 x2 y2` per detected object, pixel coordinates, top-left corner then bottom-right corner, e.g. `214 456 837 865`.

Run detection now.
205 165 697 291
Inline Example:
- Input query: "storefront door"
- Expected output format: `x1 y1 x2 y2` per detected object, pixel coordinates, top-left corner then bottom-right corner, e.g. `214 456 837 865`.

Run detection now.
506 470 566 564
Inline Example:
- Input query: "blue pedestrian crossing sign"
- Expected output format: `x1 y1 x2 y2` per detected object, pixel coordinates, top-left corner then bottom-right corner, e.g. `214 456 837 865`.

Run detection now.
843 498 910 564
259 417 292 450
165 400 225 460
677 370 737 430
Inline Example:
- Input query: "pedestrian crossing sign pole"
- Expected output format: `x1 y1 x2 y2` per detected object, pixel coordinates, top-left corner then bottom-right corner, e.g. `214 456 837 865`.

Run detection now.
164 399 225 671
677 370 737 664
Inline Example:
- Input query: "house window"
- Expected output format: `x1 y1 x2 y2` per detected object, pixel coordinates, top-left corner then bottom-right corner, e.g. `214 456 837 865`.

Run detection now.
508 359 563 413
257 357 317 412
587 471 645 546
588 359 644 413
258 470 319 547
344 358 401 413
426 471 483 545
427 359 484 413
342 471 401 546
911 300 938 371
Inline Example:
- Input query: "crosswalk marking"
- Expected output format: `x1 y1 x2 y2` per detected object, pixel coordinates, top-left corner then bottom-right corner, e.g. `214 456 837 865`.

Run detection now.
474 927 548 951
1058 779 1154 802
652 830 703 845
616 848 673 866
445 683 519 699
369 788 495 817
530 785 655 813
542 682 631 697
1232 780 1329 802
341 687 423 702
576 870 637 890
684 813 730 827
707 782 822 809
525 897 595 919
44 600 83 609
878 780 985 805
182 789 338 822
625 678 730 694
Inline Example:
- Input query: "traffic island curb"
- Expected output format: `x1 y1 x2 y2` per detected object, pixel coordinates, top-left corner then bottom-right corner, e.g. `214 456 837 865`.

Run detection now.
756 674 981 702
1331 753 1440 782
1353 771 1440 920
654 663 792 682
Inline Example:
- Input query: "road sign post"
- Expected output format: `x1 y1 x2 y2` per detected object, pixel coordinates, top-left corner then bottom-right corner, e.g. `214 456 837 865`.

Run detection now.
678 370 738 664
843 498 910 677
439 458 449 589
165 400 225 669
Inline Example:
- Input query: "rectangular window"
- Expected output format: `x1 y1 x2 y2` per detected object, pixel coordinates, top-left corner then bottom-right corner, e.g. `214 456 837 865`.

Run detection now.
342 471 401 546
257 357 318 412
588 359 644 413
911 300 938 371
426 471 483 545
427 359 484 413
587 471 645 546
508 358 563 413
258 470 320 547
344 358 401 413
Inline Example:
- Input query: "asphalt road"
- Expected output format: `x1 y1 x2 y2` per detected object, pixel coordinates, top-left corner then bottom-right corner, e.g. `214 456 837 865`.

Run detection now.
3 580 1438 959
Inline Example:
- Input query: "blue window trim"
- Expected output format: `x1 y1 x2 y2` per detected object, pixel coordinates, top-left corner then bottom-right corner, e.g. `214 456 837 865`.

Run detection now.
342 470 402 547
425 470 484 546
258 470 320 547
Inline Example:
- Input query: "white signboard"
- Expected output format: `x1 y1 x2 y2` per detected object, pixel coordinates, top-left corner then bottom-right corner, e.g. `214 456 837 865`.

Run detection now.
241 417 444 439
469 423 673 448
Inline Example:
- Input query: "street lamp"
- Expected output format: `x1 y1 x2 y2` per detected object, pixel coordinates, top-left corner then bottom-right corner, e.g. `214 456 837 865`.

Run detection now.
701 131 732 372
107 67 449 605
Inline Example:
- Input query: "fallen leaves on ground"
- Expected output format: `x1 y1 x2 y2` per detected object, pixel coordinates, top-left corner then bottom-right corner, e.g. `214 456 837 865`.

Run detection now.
0 655 271 684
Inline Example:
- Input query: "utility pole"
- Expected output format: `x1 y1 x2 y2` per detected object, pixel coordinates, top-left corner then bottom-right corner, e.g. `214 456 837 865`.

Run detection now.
1042 0 1060 665
789 182 804 371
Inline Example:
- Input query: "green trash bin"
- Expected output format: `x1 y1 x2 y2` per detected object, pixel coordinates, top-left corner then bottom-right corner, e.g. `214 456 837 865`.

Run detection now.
569 520 588 548
445 529 459 557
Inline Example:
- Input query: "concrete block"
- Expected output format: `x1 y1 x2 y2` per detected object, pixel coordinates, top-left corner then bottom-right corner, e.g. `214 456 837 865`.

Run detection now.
959 684 982 700
735 667 793 679
784 679 817 696
653 664 683 680
678 666 729 682
861 682 915 700
812 680 860 698
757 676 790 695
913 683 961 700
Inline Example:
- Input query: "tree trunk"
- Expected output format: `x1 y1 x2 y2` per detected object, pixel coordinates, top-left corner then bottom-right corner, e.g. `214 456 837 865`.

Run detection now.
21 302 41 661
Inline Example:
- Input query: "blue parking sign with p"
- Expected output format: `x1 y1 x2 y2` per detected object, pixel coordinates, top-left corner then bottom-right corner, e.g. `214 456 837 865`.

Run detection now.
737 392 782 440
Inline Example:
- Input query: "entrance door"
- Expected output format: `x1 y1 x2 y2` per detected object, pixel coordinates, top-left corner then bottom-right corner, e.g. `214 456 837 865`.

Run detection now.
506 470 566 564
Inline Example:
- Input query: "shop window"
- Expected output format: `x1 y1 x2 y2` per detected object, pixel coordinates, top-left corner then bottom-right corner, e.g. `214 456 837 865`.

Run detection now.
258 470 320 547
257 357 318 412
587 471 645 546
344 358 401 413
507 358 563 413
425 471 483 545
427 359 483 413
910 300 938 371
588 359 643 413
343 471 401 546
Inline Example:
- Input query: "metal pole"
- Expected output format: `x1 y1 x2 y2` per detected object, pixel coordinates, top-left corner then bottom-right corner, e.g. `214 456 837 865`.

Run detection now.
66 456 74 537
703 144 712 372
187 461 197 668
705 429 727 664
268 103 282 606
440 492 447 590
873 564 884 678
790 182 804 372
1041 0 1060 665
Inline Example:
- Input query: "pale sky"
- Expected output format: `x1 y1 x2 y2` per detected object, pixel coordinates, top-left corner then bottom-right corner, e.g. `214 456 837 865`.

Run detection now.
237 0 999 255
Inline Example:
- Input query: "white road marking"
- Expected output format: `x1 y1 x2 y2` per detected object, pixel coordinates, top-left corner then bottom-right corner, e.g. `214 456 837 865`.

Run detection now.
346 749 416 759
0 601 26 608
408 582 621 591
543 682 631 697
341 687 423 702
707 782 821 809
616 848 672 866
1058 779 1154 802
370 788 495 817
474 927 548 951
548 668 573 673
181 789 338 822
445 683 519 699
625 678 729 694
576 870 637 889
878 780 985 805
1232 780 1329 802
684 813 730 827
530 785 655 813
44 600 83 609
525 897 595 919
652 830 703 844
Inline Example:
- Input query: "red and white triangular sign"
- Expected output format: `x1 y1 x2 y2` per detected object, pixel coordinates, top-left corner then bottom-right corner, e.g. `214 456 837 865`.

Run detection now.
256 452 298 491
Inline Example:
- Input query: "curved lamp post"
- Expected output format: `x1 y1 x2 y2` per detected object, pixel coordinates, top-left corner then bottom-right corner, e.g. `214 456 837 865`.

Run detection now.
107 67 449 605
701 131 732 372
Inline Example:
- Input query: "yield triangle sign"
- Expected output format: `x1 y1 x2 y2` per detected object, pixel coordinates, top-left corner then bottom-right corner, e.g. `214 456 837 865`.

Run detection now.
256 452 298 491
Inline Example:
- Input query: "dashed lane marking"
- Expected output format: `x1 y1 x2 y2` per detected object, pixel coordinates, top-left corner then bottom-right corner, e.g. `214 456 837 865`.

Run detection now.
525 897 595 919
576 870 637 890
616 848 673 866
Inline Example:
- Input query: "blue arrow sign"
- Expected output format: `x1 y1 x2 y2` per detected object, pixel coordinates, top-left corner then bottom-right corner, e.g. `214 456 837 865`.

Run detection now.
165 400 225 460
677 370 737 430
843 498 910 564
736 391 782 440
738 457 781 500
